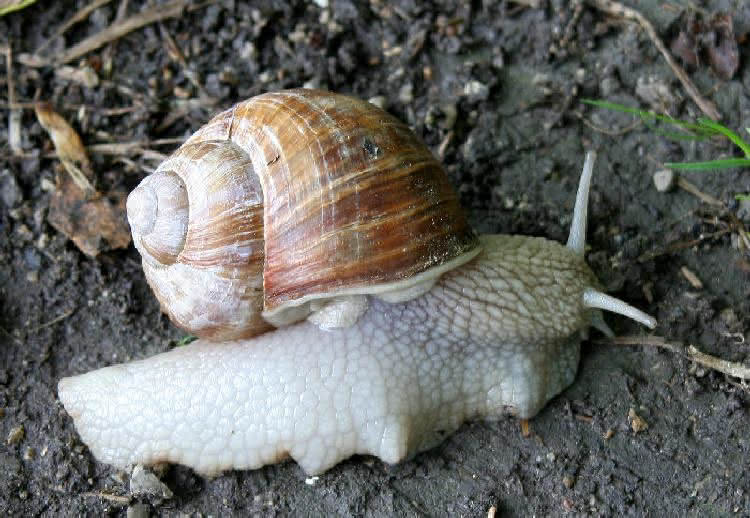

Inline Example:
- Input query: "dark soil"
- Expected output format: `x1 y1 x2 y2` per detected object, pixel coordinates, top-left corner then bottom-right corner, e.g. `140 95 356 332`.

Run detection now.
2 0 749 516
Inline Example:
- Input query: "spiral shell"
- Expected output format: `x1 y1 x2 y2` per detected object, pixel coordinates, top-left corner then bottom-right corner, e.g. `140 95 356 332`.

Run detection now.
127 89 479 340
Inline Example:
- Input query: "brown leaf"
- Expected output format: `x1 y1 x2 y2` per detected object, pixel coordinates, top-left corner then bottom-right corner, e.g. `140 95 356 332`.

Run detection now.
670 30 699 67
706 13 739 81
48 172 131 257
34 102 97 198
36 102 131 256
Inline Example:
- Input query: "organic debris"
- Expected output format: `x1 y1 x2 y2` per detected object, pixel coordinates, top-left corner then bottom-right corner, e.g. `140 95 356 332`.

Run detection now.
585 0 720 120
670 11 740 81
34 102 130 256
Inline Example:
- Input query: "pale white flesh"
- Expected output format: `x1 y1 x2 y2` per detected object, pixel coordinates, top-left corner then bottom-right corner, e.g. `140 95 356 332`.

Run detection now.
59 234 596 476
59 152 657 475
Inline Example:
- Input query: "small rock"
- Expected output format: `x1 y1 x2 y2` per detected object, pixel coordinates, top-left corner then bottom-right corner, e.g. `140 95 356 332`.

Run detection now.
628 408 648 433
653 169 675 192
127 503 150 518
15 224 33 243
680 266 703 289
304 476 319 485
574 67 586 84
719 308 739 329
7 425 24 445
562 474 576 489
130 465 173 500
111 471 129 486
0 169 22 207
258 70 273 83
23 447 34 461
636 76 679 110
398 83 414 104
600 76 620 97
463 80 489 102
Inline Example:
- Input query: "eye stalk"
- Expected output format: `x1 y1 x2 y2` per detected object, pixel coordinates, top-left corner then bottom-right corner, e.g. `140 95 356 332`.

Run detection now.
565 151 657 332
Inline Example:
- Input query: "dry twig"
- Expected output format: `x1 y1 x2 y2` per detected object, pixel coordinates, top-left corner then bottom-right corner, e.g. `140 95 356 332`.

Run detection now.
585 0 720 120
34 0 114 54
27 0 191 67
3 43 23 154
79 491 131 505
675 176 723 207
606 335 750 380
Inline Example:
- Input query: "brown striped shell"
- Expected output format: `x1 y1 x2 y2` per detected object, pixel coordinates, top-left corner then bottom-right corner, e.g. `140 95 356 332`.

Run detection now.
127 89 480 341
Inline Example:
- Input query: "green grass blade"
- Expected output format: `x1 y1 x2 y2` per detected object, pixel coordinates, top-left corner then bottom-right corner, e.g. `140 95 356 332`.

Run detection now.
664 158 750 170
175 335 198 346
696 118 750 157
582 99 711 133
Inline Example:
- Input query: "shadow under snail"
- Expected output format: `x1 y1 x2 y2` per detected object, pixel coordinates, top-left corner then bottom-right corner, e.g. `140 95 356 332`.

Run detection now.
58 89 656 476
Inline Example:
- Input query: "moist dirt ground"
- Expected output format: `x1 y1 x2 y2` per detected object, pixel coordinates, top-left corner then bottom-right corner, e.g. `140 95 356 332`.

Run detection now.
1 0 749 516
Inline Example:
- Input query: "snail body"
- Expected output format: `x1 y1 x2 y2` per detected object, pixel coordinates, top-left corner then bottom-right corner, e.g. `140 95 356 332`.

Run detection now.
58 90 656 475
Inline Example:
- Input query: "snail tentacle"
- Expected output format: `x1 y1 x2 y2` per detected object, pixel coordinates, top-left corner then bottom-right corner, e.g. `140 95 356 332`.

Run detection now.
566 150 596 255
583 289 657 329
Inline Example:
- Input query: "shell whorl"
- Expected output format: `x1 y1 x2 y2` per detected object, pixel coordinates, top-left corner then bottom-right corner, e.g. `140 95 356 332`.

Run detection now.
128 89 479 339
127 170 188 265
127 139 270 341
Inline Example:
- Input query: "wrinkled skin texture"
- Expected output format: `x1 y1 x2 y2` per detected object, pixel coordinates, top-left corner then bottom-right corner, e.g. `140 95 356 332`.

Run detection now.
59 234 598 475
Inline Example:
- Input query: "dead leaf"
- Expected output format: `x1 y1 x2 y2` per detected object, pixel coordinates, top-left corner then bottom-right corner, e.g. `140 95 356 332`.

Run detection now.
669 11 739 81
705 13 739 81
48 172 131 257
34 102 96 199
35 102 131 256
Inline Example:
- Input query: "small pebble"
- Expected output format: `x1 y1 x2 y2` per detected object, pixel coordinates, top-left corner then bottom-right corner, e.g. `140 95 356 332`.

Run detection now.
398 83 414 104
562 474 576 489
653 169 675 192
628 408 648 433
719 308 739 329
40 178 56 193
23 447 34 461
0 169 22 207
15 224 33 243
130 465 174 500
463 80 489 102
574 67 586 84
7 425 24 445
680 266 703 289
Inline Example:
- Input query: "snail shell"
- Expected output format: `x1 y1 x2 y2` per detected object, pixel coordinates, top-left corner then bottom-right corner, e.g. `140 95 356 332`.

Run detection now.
127 89 480 340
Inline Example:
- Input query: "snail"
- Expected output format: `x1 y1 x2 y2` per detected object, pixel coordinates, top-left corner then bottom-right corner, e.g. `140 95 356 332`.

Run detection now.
58 89 656 476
